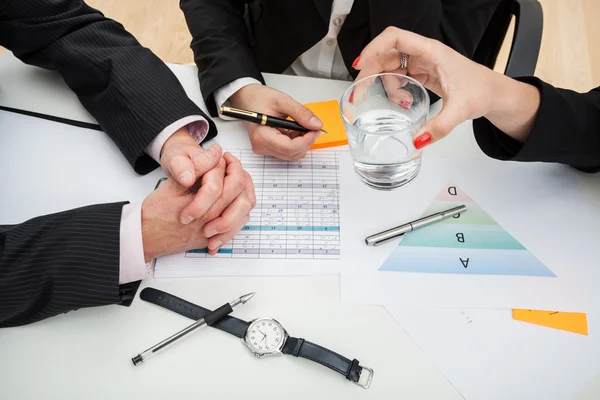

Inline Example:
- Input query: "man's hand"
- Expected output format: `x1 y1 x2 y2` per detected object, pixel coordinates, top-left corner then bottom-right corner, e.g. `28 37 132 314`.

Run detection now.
161 140 227 225
141 172 253 261
229 84 323 160
142 147 256 259
200 152 256 253
160 128 221 188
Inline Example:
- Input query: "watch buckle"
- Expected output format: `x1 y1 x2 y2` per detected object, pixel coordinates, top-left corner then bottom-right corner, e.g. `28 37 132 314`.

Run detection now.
354 366 374 389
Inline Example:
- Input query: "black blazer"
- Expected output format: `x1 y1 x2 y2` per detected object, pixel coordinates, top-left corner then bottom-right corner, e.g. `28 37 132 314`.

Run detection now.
181 0 502 115
0 0 216 327
474 78 600 172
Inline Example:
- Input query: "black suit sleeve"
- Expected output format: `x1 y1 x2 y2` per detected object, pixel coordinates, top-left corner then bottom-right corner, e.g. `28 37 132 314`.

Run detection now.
180 0 264 115
0 0 217 175
0 203 141 327
474 77 600 172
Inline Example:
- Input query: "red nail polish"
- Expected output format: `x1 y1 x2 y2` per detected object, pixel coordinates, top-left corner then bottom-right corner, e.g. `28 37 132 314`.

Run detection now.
413 133 432 150
399 100 411 110
349 89 354 104
352 55 361 68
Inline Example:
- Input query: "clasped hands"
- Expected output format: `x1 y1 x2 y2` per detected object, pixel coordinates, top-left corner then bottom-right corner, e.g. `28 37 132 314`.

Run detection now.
141 129 256 262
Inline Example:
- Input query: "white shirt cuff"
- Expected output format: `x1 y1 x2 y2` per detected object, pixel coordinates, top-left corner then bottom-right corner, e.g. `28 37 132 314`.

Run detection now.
145 116 210 163
119 203 149 284
214 77 263 121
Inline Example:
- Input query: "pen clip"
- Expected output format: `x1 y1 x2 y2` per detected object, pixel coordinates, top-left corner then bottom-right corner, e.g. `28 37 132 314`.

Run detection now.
220 106 258 118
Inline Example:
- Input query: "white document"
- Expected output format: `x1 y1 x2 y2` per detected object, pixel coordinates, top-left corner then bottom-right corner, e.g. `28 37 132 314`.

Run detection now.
155 150 343 277
339 153 600 311
387 307 600 400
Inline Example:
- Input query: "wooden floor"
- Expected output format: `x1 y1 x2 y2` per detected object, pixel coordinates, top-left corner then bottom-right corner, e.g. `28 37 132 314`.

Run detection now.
1 0 599 92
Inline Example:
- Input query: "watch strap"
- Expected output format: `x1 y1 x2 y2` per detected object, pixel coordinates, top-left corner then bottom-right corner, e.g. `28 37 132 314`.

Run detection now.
139 287 250 338
282 337 372 387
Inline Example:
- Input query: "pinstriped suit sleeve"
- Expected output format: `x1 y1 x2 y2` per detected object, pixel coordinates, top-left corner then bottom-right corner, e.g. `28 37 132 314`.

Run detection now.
0 0 217 174
0 203 141 327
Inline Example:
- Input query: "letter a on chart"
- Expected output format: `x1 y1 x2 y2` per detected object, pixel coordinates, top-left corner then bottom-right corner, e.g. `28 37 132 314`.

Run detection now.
379 181 556 277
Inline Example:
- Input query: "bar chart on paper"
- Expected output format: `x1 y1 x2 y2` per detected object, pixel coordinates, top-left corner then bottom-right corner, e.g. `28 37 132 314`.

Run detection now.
379 181 555 277
186 150 341 260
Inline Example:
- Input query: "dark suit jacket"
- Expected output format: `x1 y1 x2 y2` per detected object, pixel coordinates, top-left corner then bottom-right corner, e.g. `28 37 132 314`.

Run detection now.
0 0 216 327
474 77 600 172
180 0 502 115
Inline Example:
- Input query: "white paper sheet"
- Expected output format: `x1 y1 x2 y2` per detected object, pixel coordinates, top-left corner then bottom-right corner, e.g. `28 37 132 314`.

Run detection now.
154 150 344 277
339 153 600 311
387 307 600 400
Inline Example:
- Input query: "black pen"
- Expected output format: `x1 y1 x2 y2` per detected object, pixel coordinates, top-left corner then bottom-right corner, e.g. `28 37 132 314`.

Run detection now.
220 106 328 134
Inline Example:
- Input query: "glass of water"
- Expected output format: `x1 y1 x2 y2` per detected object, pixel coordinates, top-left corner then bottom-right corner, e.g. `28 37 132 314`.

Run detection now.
341 73 429 189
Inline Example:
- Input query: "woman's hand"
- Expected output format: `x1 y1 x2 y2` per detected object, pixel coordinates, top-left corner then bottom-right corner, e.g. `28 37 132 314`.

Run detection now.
353 27 540 147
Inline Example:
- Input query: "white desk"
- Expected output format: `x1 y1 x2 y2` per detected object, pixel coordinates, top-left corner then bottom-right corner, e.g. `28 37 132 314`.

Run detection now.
0 52 598 400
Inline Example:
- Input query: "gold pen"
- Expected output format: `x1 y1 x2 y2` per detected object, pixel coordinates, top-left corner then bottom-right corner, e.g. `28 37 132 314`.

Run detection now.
220 106 328 134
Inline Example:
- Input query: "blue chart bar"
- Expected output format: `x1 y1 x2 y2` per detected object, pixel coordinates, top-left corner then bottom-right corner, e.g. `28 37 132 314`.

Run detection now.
188 248 233 254
240 225 340 231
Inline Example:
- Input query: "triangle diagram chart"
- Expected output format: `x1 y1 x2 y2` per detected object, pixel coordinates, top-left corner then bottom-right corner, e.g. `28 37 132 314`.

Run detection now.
379 182 556 277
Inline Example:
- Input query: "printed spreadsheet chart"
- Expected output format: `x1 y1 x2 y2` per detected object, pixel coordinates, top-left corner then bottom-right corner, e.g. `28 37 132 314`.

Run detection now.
186 150 341 260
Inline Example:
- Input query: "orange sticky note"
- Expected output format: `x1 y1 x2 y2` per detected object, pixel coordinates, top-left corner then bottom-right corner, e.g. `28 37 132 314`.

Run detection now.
512 309 588 335
303 100 347 150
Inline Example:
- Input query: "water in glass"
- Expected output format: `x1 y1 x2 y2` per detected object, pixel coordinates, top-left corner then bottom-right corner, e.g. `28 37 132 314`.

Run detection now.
348 109 422 189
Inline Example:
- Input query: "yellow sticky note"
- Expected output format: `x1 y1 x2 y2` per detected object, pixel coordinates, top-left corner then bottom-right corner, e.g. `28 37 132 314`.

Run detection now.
512 309 588 335
303 100 347 150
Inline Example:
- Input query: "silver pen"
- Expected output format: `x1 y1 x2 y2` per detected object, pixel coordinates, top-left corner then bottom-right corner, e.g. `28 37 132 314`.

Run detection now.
365 205 467 246
132 292 255 365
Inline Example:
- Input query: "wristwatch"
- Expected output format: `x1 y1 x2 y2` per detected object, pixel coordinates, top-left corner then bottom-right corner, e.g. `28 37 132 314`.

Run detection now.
139 288 374 388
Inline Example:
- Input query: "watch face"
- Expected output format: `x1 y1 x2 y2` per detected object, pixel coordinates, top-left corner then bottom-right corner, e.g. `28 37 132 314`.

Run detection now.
245 318 285 354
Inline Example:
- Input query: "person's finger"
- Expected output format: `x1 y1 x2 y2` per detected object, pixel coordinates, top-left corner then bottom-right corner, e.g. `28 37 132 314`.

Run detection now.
349 75 376 106
191 144 222 181
286 130 304 140
407 72 433 87
203 153 249 225
207 214 251 254
224 152 256 207
354 45 403 87
157 175 192 199
204 190 254 239
164 144 221 188
165 154 197 187
413 102 465 149
255 127 318 160
352 49 406 106
354 27 431 73
274 94 323 131
179 157 226 224
351 71 408 107
270 131 319 159
381 74 413 109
